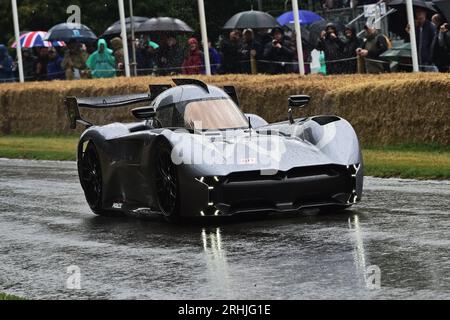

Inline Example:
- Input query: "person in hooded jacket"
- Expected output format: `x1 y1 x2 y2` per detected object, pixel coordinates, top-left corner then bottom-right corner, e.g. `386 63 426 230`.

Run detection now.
182 38 204 75
86 39 116 78
263 27 295 74
0 44 14 82
342 26 362 74
316 23 345 75
110 37 124 76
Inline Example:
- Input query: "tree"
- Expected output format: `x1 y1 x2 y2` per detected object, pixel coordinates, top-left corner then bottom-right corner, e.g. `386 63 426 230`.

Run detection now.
1 0 305 47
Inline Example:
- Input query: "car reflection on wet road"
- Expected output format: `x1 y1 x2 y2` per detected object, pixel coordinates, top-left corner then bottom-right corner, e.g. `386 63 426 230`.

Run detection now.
0 159 449 299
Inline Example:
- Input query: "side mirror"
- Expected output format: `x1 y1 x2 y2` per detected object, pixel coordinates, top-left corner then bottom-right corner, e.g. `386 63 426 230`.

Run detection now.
131 106 156 120
288 95 310 124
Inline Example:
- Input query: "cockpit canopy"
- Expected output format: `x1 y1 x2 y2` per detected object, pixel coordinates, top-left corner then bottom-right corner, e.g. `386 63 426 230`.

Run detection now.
156 97 248 130
152 83 248 130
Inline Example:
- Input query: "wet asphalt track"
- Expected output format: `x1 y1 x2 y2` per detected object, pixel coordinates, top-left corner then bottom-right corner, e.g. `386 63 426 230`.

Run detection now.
0 158 449 300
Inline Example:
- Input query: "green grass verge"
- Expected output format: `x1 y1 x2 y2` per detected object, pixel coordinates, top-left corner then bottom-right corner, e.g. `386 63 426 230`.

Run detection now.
0 135 449 180
0 135 78 161
0 292 24 300
364 144 450 180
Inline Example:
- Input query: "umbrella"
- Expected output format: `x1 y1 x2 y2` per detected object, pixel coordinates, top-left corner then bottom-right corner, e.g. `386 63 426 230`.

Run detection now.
46 23 97 43
309 20 345 47
277 10 324 26
11 31 65 48
388 0 437 10
387 0 437 37
223 10 279 30
433 0 450 21
101 16 149 37
136 17 194 33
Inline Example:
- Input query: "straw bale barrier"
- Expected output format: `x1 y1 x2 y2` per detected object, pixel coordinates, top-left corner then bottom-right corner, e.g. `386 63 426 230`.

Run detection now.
0 73 448 146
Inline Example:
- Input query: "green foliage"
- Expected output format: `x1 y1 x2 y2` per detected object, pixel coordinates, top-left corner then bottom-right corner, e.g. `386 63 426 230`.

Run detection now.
0 292 24 300
0 0 313 45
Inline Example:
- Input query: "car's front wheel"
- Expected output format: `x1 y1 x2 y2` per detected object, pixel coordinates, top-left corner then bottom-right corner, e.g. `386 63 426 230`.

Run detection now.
78 141 120 217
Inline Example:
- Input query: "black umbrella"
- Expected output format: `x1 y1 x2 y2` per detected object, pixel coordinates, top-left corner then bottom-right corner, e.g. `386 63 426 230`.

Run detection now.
102 16 149 37
309 20 345 47
46 23 97 43
135 17 194 33
388 0 437 11
387 0 437 37
433 0 450 21
223 10 279 30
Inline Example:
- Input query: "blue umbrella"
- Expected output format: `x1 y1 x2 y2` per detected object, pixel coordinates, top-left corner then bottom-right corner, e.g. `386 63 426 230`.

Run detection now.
277 10 323 26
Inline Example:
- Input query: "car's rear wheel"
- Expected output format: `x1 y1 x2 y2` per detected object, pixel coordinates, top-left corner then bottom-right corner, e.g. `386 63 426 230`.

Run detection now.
79 141 119 217
154 140 180 222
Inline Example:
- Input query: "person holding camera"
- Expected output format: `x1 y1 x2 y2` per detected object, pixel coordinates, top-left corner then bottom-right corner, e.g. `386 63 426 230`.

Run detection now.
316 23 345 75
342 26 362 74
263 27 295 74
431 14 450 73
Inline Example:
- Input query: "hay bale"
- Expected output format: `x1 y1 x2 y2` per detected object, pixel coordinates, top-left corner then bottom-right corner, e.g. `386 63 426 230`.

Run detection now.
0 74 448 146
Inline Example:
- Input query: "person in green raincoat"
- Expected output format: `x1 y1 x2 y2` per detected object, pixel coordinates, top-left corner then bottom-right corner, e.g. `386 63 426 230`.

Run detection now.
86 39 116 78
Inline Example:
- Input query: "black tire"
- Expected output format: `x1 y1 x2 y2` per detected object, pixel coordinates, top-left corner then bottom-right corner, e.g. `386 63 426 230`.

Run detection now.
154 140 180 222
79 141 120 217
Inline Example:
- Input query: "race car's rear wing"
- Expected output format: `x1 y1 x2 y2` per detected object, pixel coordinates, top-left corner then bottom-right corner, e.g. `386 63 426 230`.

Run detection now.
64 93 152 129
64 78 240 130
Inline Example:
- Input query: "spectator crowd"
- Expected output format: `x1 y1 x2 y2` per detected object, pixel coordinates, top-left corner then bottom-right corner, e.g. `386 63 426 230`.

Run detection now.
1 6 450 82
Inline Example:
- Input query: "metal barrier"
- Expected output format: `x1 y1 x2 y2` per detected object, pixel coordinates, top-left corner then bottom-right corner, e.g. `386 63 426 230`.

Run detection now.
1 55 443 83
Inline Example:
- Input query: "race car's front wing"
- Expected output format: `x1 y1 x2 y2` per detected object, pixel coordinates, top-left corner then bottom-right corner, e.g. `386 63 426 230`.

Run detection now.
177 163 363 217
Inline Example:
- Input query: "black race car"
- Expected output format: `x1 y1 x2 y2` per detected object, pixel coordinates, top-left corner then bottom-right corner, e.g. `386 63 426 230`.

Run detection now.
65 78 363 221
